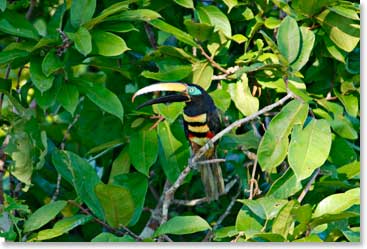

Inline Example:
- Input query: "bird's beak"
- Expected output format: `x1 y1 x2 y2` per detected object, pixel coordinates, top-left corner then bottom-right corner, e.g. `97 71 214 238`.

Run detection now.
132 82 190 109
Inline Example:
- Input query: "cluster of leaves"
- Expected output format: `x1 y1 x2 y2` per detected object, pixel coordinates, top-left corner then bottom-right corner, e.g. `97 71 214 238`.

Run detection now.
0 0 359 243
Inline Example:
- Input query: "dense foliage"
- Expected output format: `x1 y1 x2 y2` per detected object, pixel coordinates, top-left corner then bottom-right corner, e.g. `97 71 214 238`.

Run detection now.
0 0 360 243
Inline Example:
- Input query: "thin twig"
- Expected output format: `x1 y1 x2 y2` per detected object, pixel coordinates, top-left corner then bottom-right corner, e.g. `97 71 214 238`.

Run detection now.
198 45 228 74
68 200 142 241
297 168 320 203
144 22 157 49
25 0 36 20
196 158 226 165
249 156 258 200
160 92 295 225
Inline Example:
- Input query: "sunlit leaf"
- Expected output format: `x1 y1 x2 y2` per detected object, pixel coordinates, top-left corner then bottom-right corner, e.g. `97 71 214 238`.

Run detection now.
154 216 211 237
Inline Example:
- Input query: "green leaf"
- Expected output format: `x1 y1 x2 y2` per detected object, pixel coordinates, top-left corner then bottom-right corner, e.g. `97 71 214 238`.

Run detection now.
290 27 315 71
313 188 360 218
70 0 96 28
184 20 214 42
107 9 161 22
337 161 360 179
91 30 129 56
41 50 63 77
342 228 360 242
264 17 281 29
223 0 238 13
218 131 260 152
266 168 302 199
0 50 29 65
84 2 130 28
141 65 192 81
277 16 301 64
76 79 124 121
288 119 332 181
334 90 358 117
154 102 184 123
91 232 135 242
292 0 332 16
56 84 79 115
237 197 287 220
192 62 213 90
95 183 135 227
112 172 148 226
330 116 358 140
174 0 194 9
197 5 232 38
0 0 6 12
213 226 238 240
328 6 359 20
323 35 346 63
109 147 130 183
231 34 248 44
228 73 259 116
294 234 323 242
30 57 54 93
150 19 197 47
257 100 309 172
32 215 92 241
235 207 263 238
247 233 286 242
154 216 211 237
24 201 67 233
157 121 189 183
209 88 231 112
272 200 297 238
0 17 39 40
68 27 92 56
317 9 360 52
51 150 105 219
128 129 158 176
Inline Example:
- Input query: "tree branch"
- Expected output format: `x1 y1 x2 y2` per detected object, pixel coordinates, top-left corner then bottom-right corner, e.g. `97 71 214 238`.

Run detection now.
160 92 294 225
198 45 228 74
249 156 258 200
297 168 320 203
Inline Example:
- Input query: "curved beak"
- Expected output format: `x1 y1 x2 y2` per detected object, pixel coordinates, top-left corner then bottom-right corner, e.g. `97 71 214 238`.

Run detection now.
132 82 190 109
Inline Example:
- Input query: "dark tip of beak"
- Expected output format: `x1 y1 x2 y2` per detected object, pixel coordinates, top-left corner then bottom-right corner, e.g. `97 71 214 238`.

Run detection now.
136 94 189 110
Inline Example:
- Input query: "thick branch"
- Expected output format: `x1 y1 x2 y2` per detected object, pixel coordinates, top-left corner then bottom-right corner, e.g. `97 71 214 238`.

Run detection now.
160 92 294 225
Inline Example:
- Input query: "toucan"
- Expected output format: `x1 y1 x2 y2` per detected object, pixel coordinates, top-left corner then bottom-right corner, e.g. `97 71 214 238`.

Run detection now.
132 82 225 200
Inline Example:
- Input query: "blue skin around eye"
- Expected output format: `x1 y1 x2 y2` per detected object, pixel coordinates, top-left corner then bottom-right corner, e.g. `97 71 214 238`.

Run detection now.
188 87 201 96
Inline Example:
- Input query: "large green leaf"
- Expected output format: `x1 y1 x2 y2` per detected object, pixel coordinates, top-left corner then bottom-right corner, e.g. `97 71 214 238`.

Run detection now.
154 216 211 237
84 2 130 28
56 84 79 115
154 102 184 123
76 79 124 121
328 136 357 166
266 168 302 199
292 0 332 16
313 188 360 218
112 172 148 226
235 207 263 238
288 119 332 181
67 27 92 56
197 5 232 38
192 62 213 90
174 0 194 9
24 201 67 233
157 121 189 183
95 183 135 227
30 57 55 93
0 17 39 40
91 30 129 56
257 100 309 172
290 27 315 72
91 232 135 242
109 147 131 183
107 9 161 22
31 215 93 241
51 150 104 219
228 73 259 116
42 50 63 77
149 19 197 47
184 20 214 42
141 65 192 81
272 200 297 238
0 49 29 65
277 16 301 64
209 88 231 112
317 9 360 52
70 0 96 28
237 197 287 220
128 129 158 176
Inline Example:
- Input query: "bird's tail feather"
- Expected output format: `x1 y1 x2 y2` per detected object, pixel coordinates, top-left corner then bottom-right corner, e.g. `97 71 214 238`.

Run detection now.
200 162 225 201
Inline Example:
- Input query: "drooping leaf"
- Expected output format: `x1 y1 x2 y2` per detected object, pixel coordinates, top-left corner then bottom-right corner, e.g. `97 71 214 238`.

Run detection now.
228 73 259 116
24 201 67 233
313 188 360 218
95 183 135 227
266 168 302 199
157 121 189 183
75 79 124 121
0 17 39 40
288 119 332 181
42 50 63 77
91 30 129 56
277 16 301 64
174 0 194 9
70 0 96 28
257 100 309 172
30 57 54 93
56 84 79 115
51 150 105 219
154 216 211 237
112 172 148 226
67 27 92 56
128 129 158 176
0 50 29 65
272 200 297 238
192 62 213 90
141 65 192 81
31 215 93 241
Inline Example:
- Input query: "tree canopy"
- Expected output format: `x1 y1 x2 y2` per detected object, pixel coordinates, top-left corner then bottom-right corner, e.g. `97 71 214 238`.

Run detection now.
0 0 360 243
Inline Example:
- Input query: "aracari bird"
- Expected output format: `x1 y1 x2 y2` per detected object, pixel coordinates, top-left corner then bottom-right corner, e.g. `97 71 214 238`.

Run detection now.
132 82 225 200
